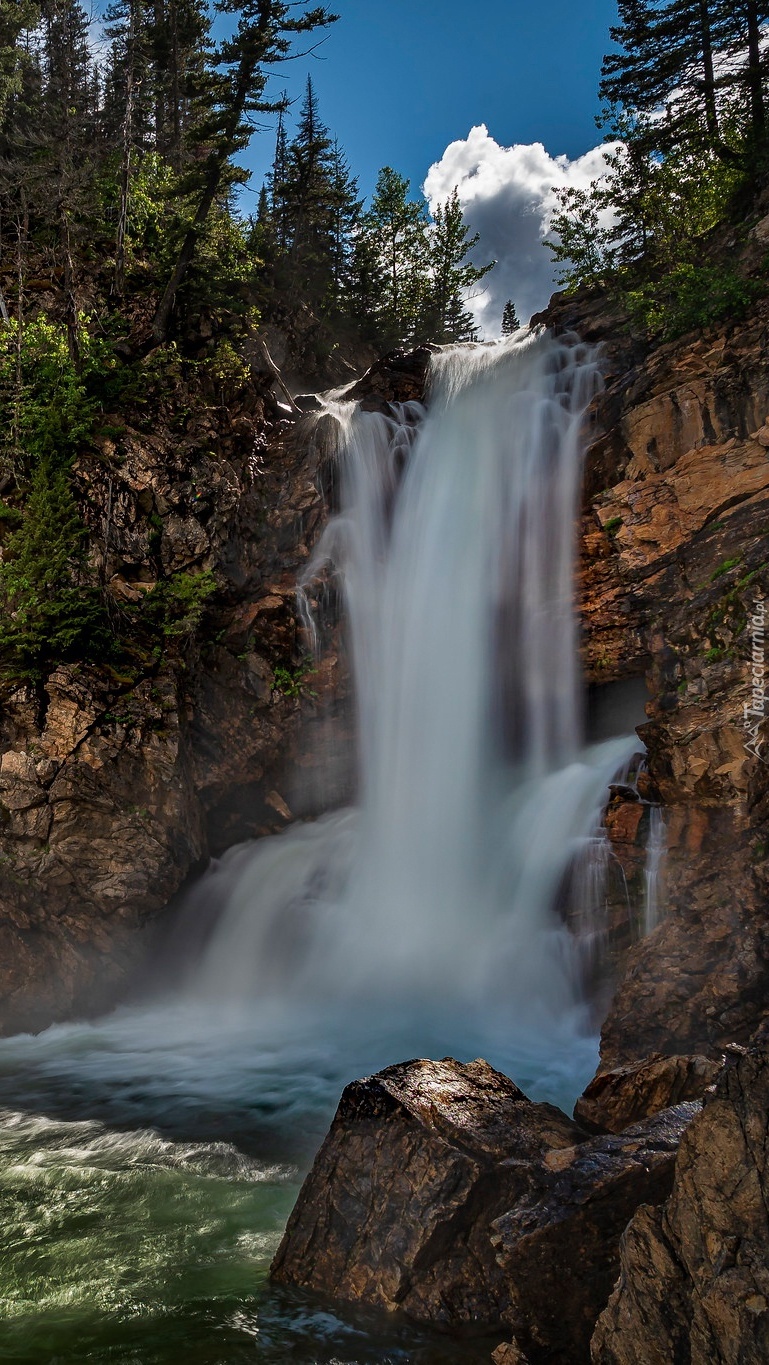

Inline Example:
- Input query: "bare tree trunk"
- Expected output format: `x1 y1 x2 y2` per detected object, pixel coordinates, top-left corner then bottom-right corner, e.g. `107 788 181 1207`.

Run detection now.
115 0 139 297
699 0 740 165
154 0 166 153
60 206 80 370
745 0 766 141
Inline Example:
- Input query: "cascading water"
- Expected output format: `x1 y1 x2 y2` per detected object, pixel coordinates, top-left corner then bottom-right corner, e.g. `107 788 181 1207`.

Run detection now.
0 330 644 1365
196 331 634 1035
643 804 666 935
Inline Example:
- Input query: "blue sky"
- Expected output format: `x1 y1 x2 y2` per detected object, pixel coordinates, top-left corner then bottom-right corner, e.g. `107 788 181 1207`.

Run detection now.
240 0 620 329
93 0 620 329
243 0 620 202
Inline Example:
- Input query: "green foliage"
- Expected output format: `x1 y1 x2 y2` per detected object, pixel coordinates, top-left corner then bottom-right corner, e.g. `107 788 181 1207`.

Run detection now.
604 516 623 535
0 318 121 476
711 555 742 581
420 188 495 343
272 660 316 698
625 263 760 339
203 339 251 402
0 461 110 681
145 569 217 642
501 300 520 334
0 0 38 124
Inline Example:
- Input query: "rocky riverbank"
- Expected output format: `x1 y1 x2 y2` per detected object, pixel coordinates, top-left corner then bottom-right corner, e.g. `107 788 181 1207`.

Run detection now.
268 285 769 1360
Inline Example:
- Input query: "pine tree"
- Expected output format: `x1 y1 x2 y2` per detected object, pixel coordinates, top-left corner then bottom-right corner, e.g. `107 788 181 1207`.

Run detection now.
501 299 519 334
420 188 494 343
328 138 362 312
150 1 336 345
281 76 337 307
365 166 429 348
267 100 290 249
147 0 212 169
599 0 769 164
0 460 109 679
0 1 39 125
31 2 99 362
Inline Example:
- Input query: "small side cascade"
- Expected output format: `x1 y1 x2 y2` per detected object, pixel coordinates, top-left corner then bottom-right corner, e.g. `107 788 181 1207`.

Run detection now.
643 803 666 935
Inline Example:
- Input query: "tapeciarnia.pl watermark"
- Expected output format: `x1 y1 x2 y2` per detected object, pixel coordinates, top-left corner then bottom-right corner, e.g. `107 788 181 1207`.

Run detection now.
744 594 767 764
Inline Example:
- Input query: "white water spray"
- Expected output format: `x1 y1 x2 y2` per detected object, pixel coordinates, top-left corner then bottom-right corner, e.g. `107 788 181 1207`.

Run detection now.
195 332 636 1037
643 805 666 935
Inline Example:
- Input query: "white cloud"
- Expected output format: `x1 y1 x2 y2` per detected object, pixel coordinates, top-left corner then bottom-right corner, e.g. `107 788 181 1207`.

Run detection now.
424 125 611 337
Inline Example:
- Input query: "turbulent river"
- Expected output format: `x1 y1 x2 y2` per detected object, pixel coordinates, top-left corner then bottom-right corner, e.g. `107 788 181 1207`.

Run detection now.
0 333 645 1362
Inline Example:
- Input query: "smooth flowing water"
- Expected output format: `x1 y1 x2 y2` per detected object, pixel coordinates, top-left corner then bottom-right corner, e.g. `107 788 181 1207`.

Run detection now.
0 333 643 1363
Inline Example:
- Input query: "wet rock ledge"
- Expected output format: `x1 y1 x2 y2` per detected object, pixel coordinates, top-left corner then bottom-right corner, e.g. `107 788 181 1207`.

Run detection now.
271 1056 699 1364
274 1042 769 1363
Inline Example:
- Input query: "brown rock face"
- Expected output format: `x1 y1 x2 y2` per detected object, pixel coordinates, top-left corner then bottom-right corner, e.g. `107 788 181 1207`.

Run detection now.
0 344 435 1034
491 1104 696 1363
574 1054 721 1134
542 288 769 1066
493 1343 530 1364
272 1057 583 1327
271 1057 696 1363
591 1043 769 1365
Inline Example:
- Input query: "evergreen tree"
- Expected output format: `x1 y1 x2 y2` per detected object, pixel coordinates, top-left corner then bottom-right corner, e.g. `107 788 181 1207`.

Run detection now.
267 100 289 249
150 0 336 344
0 460 109 679
281 76 337 307
31 2 99 362
501 299 519 334
365 166 428 348
328 137 362 311
599 0 769 164
420 188 494 343
342 219 387 343
0 1 38 125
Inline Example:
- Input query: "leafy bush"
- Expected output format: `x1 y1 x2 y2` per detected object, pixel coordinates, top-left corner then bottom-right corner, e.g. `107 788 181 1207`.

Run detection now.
144 569 217 642
626 264 759 339
0 317 122 476
0 462 111 681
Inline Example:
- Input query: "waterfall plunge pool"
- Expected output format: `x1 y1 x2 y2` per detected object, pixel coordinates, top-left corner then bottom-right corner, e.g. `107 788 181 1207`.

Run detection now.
0 334 656 1361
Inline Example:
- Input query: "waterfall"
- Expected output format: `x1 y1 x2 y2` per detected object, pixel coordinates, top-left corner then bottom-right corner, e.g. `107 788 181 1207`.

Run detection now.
643 805 666 935
194 332 636 1037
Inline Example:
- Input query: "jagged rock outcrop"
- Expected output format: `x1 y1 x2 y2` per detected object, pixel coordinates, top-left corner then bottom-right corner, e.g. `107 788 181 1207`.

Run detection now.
271 1056 696 1364
574 1053 720 1134
591 1041 769 1364
540 288 769 1066
0 350 426 1034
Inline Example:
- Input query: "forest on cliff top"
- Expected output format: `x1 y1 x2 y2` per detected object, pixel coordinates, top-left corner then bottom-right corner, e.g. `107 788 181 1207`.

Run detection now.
0 0 768 691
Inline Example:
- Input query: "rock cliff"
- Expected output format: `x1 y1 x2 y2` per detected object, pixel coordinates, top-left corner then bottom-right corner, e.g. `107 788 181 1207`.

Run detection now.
542 290 769 1066
271 1055 696 1364
592 1039 769 1364
0 348 426 1035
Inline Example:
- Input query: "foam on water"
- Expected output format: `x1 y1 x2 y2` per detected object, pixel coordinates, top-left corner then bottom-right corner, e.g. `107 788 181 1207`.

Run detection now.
0 331 646 1363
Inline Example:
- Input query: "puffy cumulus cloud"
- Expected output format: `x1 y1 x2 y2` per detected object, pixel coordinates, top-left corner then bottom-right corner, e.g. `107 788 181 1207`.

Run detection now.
424 125 611 337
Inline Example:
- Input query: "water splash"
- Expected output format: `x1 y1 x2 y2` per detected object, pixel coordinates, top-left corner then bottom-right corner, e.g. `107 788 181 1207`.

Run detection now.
193 332 636 1037
643 804 666 935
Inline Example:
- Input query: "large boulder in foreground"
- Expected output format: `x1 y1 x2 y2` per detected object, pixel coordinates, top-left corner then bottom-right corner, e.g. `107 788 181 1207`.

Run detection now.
592 1042 769 1364
272 1057 582 1326
271 1057 696 1362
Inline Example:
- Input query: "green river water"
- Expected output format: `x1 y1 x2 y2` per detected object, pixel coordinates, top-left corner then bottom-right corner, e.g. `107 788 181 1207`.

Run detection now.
0 1001 597 1364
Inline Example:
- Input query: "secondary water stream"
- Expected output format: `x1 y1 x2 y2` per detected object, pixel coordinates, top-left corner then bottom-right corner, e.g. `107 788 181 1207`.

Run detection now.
0 333 647 1362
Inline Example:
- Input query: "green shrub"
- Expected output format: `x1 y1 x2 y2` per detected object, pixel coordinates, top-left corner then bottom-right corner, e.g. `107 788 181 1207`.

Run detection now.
144 569 217 642
0 462 111 681
626 265 760 340
0 316 123 476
